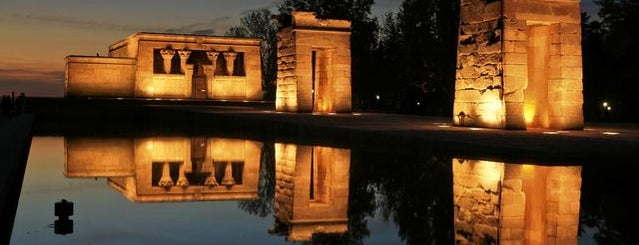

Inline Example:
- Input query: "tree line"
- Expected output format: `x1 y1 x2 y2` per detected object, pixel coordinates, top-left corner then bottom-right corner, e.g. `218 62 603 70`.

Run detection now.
227 0 639 122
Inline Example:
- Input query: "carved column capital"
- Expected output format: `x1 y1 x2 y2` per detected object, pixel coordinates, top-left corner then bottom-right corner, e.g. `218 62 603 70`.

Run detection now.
206 51 220 76
178 50 191 58
178 50 191 73
160 49 176 59
206 51 220 62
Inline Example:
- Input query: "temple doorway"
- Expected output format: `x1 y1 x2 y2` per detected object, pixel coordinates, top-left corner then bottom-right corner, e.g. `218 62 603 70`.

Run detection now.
311 48 334 113
524 25 552 128
192 64 207 99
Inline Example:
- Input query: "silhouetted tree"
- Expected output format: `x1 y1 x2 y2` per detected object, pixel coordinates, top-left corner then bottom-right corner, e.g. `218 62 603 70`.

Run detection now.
226 8 278 100
582 12 607 121
579 162 638 245
237 142 275 217
373 0 459 115
583 0 639 121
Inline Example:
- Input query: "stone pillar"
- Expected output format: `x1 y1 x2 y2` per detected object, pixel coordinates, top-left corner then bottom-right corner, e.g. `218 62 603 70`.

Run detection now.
223 52 238 76
453 0 583 130
158 162 174 187
221 162 235 186
204 161 218 186
178 50 191 74
160 49 176 74
206 51 220 76
176 162 189 187
545 166 582 245
500 164 526 244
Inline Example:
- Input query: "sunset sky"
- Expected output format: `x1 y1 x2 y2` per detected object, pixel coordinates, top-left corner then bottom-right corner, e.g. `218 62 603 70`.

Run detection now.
0 0 598 97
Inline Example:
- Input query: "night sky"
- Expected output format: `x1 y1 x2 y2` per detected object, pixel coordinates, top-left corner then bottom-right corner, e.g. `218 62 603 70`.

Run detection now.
0 0 598 97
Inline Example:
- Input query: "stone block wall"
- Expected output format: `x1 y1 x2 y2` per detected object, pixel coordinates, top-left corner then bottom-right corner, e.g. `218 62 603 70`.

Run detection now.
275 12 352 113
454 0 583 129
211 76 249 100
544 166 581 245
65 56 136 97
454 0 505 128
276 29 299 111
452 159 503 244
274 143 298 224
64 137 134 178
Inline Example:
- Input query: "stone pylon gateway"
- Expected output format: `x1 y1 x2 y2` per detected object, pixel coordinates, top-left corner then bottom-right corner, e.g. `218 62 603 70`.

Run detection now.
273 12 352 113
453 0 584 130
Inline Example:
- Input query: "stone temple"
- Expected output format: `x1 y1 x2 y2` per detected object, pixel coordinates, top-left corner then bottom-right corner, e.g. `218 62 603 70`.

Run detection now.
65 32 262 101
453 0 584 129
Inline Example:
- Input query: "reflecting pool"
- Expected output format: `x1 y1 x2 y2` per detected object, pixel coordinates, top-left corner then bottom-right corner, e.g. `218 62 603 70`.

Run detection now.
10 135 638 244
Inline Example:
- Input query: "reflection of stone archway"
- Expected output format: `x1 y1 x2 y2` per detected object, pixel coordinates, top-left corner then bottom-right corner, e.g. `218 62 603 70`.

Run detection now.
452 159 582 245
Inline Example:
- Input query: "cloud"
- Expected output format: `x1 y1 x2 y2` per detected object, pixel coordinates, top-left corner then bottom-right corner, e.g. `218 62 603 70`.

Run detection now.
6 14 160 32
0 68 64 84
4 13 234 35
163 16 232 35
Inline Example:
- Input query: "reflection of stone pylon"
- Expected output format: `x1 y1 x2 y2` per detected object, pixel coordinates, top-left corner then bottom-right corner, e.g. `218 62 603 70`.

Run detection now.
221 162 235 186
204 161 219 186
158 162 174 187
175 162 189 187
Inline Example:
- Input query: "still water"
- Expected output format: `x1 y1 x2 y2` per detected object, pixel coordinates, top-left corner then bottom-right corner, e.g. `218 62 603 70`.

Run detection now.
10 135 637 244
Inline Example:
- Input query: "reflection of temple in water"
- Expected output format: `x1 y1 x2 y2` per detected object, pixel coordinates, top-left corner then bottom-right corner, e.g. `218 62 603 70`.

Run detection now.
64 137 262 202
270 143 350 241
452 159 582 245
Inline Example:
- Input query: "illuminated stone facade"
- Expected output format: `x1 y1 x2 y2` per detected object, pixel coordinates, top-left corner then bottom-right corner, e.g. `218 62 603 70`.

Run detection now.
453 0 583 129
452 159 582 245
271 143 350 241
64 137 262 202
274 12 352 113
65 32 262 100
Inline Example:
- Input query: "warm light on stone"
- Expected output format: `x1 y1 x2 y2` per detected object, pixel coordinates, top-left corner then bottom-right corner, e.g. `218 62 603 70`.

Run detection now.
65 33 263 101
160 49 176 74
453 0 584 130
272 143 350 241
64 137 262 202
223 52 238 76
274 12 352 113
206 51 220 77
177 50 192 74
452 158 582 245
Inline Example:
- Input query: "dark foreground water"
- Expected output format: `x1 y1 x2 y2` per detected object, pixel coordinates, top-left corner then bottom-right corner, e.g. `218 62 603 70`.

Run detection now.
10 136 637 245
